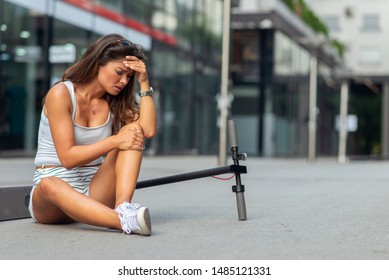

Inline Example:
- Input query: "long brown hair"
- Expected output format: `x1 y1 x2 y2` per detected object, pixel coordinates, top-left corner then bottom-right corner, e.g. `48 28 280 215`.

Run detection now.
62 33 147 134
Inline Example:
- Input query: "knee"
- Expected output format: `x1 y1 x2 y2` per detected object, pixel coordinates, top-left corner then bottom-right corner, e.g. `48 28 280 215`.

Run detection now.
121 122 143 134
39 177 60 199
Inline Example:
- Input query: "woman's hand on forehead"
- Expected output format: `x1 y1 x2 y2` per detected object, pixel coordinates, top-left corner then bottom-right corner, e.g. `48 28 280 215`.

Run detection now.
123 56 148 83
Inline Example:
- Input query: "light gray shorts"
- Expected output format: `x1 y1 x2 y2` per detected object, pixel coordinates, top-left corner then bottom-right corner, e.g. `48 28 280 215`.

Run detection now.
28 166 99 222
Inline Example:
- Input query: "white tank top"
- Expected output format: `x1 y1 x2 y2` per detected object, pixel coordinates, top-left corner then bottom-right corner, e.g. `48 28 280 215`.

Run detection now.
34 80 113 167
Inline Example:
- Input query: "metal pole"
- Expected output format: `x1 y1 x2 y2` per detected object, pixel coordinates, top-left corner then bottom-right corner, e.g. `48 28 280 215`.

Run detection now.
136 165 246 189
218 0 231 166
308 55 317 162
228 119 247 220
338 81 349 163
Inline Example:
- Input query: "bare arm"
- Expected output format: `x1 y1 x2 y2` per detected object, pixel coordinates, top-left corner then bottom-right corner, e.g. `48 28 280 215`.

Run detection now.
124 56 157 138
45 84 144 169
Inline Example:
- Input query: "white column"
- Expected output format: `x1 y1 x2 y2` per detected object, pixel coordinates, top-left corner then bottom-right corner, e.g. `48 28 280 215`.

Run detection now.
218 0 231 165
308 55 317 162
338 81 349 163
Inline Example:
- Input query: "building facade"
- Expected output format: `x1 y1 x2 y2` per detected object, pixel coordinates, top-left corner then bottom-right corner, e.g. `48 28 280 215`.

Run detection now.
1 0 348 159
0 0 223 156
305 0 389 158
230 0 342 157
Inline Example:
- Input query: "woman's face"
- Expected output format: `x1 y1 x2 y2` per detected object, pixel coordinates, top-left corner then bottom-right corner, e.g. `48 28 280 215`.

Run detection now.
97 59 134 95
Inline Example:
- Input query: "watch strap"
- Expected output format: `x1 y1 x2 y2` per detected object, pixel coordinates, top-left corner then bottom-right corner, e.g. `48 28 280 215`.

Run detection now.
138 87 154 97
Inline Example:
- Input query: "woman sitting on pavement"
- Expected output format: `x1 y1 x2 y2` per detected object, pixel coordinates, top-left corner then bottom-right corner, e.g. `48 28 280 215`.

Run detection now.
28 33 156 236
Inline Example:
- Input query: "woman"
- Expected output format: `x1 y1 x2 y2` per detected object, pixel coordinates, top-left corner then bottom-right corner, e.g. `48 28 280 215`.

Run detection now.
28 33 156 236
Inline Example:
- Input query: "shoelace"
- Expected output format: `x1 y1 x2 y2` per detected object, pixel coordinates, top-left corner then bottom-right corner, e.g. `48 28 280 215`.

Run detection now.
130 203 141 210
115 202 140 234
115 201 140 213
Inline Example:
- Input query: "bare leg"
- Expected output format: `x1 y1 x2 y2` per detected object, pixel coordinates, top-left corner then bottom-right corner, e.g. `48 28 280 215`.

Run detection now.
88 149 119 208
115 149 142 207
87 148 148 235
31 140 143 230
32 176 121 229
88 149 143 208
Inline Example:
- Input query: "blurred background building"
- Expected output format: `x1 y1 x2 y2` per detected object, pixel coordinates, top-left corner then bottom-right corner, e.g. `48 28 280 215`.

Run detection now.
304 0 389 158
231 0 342 157
0 0 224 157
1 0 383 159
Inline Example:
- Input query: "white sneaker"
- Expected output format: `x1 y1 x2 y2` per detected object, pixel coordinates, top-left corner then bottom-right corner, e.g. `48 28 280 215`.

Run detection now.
115 201 151 236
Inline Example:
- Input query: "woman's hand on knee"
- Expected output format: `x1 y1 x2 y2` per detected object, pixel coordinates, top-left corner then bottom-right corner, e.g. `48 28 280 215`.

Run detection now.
115 123 145 151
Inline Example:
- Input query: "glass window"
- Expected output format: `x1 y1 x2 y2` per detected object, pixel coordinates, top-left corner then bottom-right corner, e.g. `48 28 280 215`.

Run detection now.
359 46 381 65
165 0 176 14
152 0 165 9
151 0 178 36
0 2 43 153
125 0 151 24
177 0 194 9
50 19 96 85
361 14 380 32
176 0 194 50
323 15 340 32
231 31 259 83
274 32 309 76
96 0 123 14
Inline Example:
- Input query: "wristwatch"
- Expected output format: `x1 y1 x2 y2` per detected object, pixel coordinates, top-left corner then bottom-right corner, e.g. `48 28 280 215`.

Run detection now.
138 87 154 97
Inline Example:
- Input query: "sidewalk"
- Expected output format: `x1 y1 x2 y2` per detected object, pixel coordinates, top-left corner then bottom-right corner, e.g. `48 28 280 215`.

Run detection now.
1 155 389 260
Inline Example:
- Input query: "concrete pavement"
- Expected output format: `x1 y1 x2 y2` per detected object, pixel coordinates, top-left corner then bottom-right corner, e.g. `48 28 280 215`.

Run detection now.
1 155 389 259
